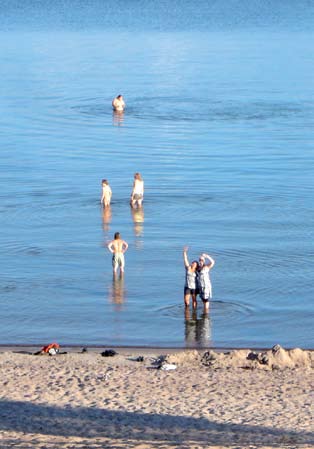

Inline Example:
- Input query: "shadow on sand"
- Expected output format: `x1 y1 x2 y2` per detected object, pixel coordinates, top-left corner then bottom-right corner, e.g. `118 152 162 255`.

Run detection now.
0 399 313 447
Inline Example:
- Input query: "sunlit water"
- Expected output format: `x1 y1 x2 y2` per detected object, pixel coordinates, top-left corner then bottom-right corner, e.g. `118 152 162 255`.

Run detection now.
0 2 313 348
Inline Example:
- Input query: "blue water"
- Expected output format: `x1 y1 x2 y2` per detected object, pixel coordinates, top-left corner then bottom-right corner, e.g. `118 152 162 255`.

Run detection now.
0 2 313 348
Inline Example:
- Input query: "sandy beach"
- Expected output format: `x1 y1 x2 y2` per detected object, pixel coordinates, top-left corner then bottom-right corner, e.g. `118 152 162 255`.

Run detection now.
0 345 313 449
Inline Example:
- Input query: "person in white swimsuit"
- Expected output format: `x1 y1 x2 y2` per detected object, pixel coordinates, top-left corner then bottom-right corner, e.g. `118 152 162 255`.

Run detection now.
130 172 144 208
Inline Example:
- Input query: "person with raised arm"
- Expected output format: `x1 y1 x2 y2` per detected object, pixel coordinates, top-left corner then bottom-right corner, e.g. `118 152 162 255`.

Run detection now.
197 253 215 312
183 246 199 309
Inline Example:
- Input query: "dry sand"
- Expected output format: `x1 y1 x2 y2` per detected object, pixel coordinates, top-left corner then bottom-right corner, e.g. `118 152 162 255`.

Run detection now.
0 345 313 449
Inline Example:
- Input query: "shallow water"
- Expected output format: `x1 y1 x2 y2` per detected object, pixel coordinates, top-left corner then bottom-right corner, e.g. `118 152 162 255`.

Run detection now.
0 3 313 348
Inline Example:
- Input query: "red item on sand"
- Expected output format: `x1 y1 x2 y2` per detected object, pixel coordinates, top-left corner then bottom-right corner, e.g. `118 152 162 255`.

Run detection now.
41 342 60 353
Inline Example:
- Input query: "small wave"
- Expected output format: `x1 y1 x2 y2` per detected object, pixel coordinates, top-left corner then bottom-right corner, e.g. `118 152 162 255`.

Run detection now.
72 101 112 118
73 96 310 124
0 242 44 256
159 299 252 320
0 284 17 294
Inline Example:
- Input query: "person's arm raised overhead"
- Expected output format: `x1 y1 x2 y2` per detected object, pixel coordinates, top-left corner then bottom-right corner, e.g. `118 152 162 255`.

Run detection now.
183 246 190 268
202 253 215 269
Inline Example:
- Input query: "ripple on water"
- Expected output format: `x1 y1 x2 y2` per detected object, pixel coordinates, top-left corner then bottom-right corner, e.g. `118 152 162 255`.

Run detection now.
0 242 44 256
72 96 310 124
159 299 253 322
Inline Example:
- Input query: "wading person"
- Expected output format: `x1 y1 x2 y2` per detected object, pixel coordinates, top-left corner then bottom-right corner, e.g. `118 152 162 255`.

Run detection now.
100 179 112 207
130 172 144 208
112 94 125 112
107 232 129 275
197 253 215 312
183 246 199 309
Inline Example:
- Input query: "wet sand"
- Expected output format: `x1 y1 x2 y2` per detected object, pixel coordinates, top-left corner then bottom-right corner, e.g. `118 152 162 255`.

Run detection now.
0 345 313 449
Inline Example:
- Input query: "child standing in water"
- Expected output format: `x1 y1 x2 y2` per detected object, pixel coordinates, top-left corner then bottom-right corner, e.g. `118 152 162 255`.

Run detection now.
101 179 112 207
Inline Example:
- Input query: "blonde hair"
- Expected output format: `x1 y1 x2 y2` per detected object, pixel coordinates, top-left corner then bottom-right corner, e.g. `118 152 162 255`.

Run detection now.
134 172 142 180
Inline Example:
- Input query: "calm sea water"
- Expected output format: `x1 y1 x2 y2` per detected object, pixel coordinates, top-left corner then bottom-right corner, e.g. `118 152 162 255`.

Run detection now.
0 1 313 348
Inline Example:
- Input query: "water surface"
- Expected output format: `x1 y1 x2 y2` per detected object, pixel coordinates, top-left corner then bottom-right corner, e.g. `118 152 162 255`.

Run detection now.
0 2 313 348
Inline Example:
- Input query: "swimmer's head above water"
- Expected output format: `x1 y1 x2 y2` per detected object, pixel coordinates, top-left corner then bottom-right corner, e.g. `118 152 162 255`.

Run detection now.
112 95 125 111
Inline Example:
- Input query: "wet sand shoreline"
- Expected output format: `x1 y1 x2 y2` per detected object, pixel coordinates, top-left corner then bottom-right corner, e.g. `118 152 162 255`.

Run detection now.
1 344 313 353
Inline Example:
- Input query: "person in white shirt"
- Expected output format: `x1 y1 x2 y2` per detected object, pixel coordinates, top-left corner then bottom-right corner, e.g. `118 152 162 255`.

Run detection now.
130 172 144 208
197 253 215 312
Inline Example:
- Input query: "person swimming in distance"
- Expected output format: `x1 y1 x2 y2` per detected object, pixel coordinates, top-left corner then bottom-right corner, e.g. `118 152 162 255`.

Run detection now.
112 94 125 112
130 172 144 208
100 179 112 207
197 253 215 313
183 246 199 309
107 232 129 275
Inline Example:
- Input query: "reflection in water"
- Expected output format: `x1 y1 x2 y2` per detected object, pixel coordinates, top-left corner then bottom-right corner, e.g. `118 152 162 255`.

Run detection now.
101 205 112 232
184 308 211 348
112 110 124 126
108 274 126 311
131 206 144 249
